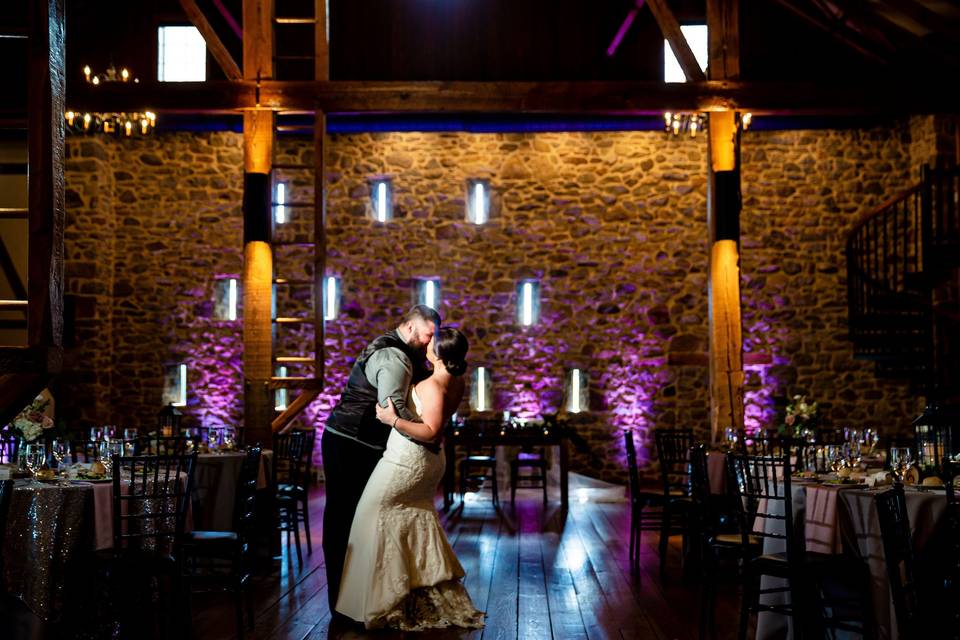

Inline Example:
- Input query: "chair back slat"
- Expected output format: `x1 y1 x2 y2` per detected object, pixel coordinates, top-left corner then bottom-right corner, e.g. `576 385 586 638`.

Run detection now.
234 445 263 539
875 484 921 638
726 453 797 551
272 430 307 488
623 430 641 507
654 429 694 497
111 453 197 556
688 444 710 507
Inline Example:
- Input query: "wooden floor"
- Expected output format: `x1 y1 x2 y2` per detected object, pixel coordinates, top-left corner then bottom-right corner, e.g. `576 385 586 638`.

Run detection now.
192 488 742 640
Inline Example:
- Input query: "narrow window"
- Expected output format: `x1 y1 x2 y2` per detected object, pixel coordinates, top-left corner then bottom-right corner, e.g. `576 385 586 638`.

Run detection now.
324 276 340 321
466 179 490 225
471 366 492 412
275 366 288 411
566 368 589 414
157 26 207 82
416 279 440 310
371 179 393 223
163 363 188 407
214 278 239 321
517 280 541 326
274 181 287 224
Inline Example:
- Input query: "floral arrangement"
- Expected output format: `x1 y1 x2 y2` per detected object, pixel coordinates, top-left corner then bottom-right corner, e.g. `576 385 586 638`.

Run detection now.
779 394 821 437
10 394 55 442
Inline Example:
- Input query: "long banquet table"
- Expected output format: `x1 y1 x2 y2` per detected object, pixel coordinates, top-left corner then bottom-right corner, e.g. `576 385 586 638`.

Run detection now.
442 424 570 510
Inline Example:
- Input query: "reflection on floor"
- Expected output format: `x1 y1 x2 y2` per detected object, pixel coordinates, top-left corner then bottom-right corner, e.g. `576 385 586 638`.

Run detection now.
191 485 741 639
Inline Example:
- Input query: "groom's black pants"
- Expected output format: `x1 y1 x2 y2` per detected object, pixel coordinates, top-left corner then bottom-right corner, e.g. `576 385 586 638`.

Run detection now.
321 429 384 613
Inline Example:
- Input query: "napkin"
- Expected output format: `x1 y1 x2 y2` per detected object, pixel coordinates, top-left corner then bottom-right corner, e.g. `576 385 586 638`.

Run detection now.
865 470 892 488
0 465 13 480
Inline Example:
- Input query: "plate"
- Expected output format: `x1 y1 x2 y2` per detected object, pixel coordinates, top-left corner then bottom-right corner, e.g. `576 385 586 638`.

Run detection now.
72 477 111 483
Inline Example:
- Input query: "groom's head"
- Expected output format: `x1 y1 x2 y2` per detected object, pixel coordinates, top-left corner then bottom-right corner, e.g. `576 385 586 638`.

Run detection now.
398 305 441 354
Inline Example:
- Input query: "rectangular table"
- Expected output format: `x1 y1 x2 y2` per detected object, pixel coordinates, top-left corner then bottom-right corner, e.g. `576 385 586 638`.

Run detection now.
442 426 569 511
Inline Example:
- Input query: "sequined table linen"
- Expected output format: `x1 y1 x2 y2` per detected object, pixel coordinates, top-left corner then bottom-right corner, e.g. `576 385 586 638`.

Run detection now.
3 481 95 621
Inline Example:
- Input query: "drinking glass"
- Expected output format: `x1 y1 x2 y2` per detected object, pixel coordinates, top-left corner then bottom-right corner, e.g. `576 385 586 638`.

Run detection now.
890 447 910 482
826 445 843 473
51 438 69 483
222 427 236 451
98 441 120 476
845 440 862 469
104 425 118 440
25 443 46 483
90 426 104 442
123 427 138 441
863 428 879 456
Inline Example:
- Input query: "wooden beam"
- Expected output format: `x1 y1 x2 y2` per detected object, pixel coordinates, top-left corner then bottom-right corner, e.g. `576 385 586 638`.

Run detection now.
243 0 273 81
65 79 960 116
0 346 62 374
0 373 46 429
178 0 242 80
272 388 321 434
768 0 889 63
880 0 960 39
707 0 739 81
28 0 65 350
645 0 706 82
314 110 326 395
315 0 329 81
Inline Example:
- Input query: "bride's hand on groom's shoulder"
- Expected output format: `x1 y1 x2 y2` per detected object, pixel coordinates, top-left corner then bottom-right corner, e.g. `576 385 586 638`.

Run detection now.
376 397 399 426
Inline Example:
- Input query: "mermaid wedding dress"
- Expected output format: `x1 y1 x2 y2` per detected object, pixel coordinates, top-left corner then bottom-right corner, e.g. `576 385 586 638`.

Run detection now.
335 388 484 630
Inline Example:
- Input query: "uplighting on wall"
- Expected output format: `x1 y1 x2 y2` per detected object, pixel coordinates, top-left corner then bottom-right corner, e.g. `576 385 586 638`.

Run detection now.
274 181 287 224
517 280 540 326
323 276 340 321
163 363 188 407
566 368 589 414
370 179 393 223
214 278 239 321
416 279 441 310
470 366 493 412
466 179 490 225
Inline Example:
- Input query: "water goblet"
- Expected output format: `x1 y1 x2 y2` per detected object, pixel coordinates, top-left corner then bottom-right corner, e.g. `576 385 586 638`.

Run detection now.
90 426 104 442
51 438 69 484
827 445 843 473
890 447 909 482
25 443 46 484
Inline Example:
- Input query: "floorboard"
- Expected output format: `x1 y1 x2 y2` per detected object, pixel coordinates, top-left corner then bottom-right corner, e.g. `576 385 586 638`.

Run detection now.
190 486 744 640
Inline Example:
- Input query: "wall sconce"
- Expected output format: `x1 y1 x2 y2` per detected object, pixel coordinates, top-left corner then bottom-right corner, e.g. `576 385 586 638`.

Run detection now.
416 278 441 310
274 181 287 224
470 366 493 412
370 178 393 223
214 278 239 321
163 363 188 407
466 179 490 225
566 368 589 414
517 280 541 326
323 275 340 321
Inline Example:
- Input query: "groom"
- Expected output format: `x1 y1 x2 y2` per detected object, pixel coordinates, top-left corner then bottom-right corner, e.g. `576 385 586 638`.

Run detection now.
321 304 440 612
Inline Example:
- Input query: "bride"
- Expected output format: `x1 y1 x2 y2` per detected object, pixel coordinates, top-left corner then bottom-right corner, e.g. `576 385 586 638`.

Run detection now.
335 327 485 630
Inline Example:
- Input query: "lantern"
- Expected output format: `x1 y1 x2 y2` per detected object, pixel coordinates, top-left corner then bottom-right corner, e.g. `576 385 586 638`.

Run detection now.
157 403 182 437
912 403 960 471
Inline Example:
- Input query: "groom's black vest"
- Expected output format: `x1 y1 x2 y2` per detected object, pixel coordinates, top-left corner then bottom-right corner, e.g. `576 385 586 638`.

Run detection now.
325 331 429 450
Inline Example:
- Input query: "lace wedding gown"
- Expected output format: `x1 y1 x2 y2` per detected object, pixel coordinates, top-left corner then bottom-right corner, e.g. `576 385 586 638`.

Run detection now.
335 389 485 630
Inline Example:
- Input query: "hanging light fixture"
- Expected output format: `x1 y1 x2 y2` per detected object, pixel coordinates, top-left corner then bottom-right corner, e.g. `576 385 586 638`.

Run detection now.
66 65 157 136
663 111 753 138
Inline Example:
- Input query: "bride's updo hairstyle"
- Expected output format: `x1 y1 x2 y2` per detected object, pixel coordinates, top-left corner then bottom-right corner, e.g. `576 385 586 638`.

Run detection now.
435 327 469 377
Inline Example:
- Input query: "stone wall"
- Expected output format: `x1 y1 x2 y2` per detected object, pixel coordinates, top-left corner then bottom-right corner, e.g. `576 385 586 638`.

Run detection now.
62 122 930 483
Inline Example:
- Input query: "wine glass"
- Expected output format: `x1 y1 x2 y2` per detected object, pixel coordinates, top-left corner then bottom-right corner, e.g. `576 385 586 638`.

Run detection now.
863 428 879 456
90 426 104 442
222 427 236 451
827 445 844 473
51 438 69 484
25 443 46 484
890 447 911 482
845 440 862 469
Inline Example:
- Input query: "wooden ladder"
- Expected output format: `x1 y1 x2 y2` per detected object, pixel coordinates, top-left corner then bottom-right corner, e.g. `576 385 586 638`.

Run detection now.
269 0 328 434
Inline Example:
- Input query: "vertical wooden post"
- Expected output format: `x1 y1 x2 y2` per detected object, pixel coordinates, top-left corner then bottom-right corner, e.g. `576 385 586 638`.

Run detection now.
707 0 743 442
242 0 274 446
27 0 65 355
314 0 329 398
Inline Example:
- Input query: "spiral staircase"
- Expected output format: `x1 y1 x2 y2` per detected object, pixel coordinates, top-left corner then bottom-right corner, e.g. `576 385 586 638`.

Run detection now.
846 165 960 400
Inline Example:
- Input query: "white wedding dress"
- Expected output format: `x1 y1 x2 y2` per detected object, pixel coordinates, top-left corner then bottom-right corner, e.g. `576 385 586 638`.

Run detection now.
335 388 485 630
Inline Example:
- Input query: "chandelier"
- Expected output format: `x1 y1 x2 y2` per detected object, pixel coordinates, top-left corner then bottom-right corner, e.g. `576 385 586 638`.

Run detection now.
65 65 157 136
663 112 752 138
